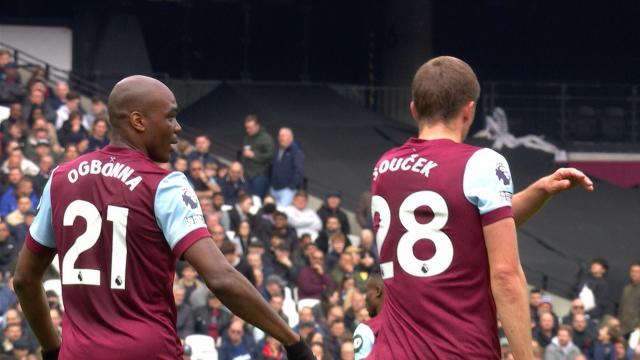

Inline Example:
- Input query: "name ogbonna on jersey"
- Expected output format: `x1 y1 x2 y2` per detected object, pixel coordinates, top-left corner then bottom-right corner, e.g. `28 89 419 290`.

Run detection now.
372 154 438 181
67 160 142 191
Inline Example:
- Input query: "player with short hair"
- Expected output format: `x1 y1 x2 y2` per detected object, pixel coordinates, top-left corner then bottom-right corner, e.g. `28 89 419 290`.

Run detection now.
13 75 312 360
369 56 593 359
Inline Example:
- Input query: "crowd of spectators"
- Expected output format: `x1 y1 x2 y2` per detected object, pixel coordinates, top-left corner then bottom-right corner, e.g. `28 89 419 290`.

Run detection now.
501 260 640 360
1 49 639 360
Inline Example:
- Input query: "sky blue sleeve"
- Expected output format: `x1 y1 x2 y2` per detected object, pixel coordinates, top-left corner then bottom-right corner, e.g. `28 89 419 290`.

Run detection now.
154 172 208 252
463 148 514 215
354 323 375 360
29 171 56 248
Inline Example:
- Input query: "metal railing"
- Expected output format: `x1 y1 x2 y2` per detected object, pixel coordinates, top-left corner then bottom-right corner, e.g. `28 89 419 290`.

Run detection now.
0 40 109 99
331 82 640 145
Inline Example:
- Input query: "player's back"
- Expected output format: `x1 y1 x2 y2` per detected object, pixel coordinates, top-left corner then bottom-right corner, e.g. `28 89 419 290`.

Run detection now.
369 138 513 359
46 147 186 358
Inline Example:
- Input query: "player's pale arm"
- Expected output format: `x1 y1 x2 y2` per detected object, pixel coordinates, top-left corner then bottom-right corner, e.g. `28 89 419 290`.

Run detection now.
184 237 300 346
13 247 60 352
484 218 533 360
512 168 593 226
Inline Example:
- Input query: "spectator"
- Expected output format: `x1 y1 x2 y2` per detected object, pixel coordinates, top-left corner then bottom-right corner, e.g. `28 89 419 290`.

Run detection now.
221 242 256 286
187 135 219 167
255 335 286 360
26 116 63 155
297 249 335 300
226 193 255 233
317 192 350 235
571 313 595 355
49 82 69 110
86 118 110 152
344 246 368 292
58 111 89 147
22 88 55 124
2 149 39 177
1 323 25 354
325 318 346 359
269 293 289 324
186 159 219 198
538 295 560 330
0 49 13 81
61 143 80 162
176 263 209 309
193 292 232 342
49 308 62 336
31 155 55 197
316 216 345 254
577 258 614 321
0 103 24 139
218 161 249 206
262 211 299 250
325 233 348 271
231 219 259 257
0 273 16 315
271 242 299 287
0 222 16 275
84 97 108 128
618 262 640 337
5 196 32 226
55 91 86 129
0 178 39 218
355 191 372 230
358 228 378 263
281 191 322 239
270 127 304 207
218 318 256 360
173 285 195 340
344 290 365 333
241 114 274 199
544 325 581 360
533 312 557 349
591 325 615 360
0 66 26 104
340 340 355 360
612 338 633 360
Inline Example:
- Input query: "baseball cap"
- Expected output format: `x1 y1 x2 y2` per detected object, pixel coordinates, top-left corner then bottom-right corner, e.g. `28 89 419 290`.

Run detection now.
35 138 50 147
540 295 553 305
325 191 342 199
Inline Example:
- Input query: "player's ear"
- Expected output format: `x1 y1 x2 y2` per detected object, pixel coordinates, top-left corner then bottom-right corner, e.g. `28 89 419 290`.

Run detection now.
129 111 146 132
460 101 476 125
410 101 420 122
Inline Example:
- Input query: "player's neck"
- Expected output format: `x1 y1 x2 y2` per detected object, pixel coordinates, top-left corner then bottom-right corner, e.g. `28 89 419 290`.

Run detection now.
109 133 149 157
417 121 464 143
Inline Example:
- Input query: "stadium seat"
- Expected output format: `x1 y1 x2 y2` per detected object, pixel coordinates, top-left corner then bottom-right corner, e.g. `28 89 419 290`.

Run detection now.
185 334 218 360
297 298 320 311
600 106 627 142
568 106 598 141
282 287 299 328
249 195 262 215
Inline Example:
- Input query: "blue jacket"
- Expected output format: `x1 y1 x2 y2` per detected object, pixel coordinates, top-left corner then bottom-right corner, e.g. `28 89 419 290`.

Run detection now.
270 143 304 190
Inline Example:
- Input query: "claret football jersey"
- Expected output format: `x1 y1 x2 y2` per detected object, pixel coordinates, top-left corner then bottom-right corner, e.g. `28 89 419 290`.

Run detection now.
26 146 210 359
368 138 514 359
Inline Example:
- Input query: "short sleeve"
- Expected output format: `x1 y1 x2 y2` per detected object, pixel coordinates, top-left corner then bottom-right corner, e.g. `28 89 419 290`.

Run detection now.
463 148 514 226
154 172 211 257
353 323 375 360
26 169 57 256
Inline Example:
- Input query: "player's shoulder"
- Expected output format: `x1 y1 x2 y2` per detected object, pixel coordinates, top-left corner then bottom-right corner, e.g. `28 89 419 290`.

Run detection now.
366 314 384 334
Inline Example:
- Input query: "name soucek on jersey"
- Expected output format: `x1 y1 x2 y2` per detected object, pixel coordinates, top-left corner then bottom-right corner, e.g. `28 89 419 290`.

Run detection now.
368 138 514 359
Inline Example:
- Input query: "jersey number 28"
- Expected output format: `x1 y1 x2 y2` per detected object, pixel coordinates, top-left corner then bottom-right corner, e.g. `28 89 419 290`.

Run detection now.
61 200 129 290
371 191 453 280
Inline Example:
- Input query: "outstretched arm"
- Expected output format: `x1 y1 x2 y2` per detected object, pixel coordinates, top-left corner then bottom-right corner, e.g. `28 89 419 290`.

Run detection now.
513 167 594 226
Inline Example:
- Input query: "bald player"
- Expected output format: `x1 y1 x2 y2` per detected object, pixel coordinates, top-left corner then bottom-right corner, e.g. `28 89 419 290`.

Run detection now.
14 76 313 360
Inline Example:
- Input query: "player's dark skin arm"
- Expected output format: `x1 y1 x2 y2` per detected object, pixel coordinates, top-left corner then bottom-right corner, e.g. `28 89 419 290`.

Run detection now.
184 237 300 346
13 247 60 352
